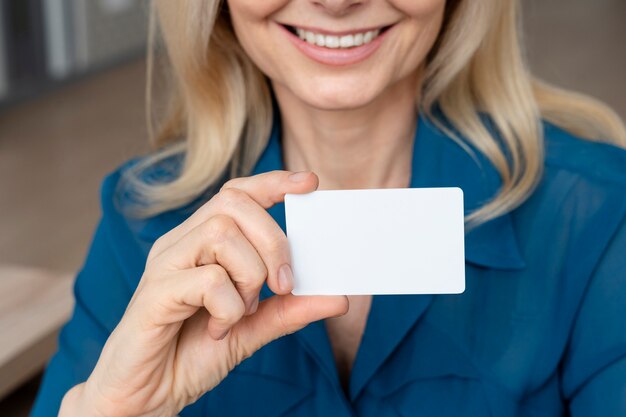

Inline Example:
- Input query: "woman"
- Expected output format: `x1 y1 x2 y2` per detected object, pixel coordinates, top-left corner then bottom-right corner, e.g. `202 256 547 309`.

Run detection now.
32 0 626 416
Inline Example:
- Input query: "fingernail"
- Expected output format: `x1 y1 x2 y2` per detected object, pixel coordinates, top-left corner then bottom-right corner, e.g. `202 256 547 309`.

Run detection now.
278 264 293 293
289 171 310 182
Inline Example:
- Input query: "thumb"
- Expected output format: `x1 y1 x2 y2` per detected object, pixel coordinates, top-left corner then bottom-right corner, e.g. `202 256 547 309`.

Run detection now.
228 294 349 361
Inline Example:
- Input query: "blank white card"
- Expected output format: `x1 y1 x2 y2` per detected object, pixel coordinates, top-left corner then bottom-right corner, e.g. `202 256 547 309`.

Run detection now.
284 188 465 295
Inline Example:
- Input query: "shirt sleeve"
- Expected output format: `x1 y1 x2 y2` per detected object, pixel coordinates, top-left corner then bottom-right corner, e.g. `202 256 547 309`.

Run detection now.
561 213 626 416
30 180 135 416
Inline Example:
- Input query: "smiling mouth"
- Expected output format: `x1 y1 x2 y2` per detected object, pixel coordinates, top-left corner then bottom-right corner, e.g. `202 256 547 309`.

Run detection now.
282 24 393 49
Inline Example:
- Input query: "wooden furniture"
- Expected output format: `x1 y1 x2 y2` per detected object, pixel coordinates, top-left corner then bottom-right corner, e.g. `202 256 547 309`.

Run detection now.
0 265 74 399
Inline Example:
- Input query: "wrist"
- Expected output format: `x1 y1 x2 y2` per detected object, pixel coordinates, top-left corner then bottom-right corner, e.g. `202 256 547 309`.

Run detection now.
59 381 127 417
59 383 102 417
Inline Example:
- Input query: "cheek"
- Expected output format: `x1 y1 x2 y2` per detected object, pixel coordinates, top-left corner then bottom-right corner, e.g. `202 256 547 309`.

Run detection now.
226 0 287 75
389 0 447 17
392 0 446 72
226 0 287 20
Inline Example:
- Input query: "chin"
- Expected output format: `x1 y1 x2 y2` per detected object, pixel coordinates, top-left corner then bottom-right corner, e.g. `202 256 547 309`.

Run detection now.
292 78 385 111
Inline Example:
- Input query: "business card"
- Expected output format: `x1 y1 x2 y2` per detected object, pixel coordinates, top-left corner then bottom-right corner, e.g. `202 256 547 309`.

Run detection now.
285 188 465 295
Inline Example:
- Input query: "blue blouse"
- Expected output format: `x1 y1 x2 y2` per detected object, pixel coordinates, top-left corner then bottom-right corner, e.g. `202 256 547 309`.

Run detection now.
32 111 626 417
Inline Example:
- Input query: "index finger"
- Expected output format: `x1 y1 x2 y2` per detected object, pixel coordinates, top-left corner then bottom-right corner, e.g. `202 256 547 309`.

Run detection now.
220 170 318 208
149 170 317 267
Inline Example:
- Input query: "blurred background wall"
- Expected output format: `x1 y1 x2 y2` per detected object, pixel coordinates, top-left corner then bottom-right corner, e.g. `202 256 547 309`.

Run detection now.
0 0 624 415
0 0 148 103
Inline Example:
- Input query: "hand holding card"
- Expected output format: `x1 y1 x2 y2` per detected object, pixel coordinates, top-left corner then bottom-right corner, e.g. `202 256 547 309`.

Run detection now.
285 188 465 295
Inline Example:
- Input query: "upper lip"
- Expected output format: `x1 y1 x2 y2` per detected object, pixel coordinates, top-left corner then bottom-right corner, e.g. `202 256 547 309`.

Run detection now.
279 23 393 37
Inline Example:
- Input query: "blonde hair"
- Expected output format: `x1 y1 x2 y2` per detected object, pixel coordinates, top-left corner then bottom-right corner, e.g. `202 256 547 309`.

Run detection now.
119 0 626 226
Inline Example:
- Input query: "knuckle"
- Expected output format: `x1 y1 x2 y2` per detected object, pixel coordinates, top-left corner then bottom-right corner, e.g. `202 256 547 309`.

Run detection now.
220 177 241 191
236 262 268 292
213 298 245 326
202 266 245 324
246 260 269 290
204 214 238 244
216 187 248 208
237 280 262 296
253 259 269 282
263 233 289 257
203 264 230 290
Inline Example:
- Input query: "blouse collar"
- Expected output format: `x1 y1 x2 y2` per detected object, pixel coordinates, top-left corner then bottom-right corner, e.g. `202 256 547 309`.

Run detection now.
256 108 526 271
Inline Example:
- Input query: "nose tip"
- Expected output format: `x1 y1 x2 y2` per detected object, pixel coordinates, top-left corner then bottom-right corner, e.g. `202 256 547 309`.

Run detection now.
312 0 364 16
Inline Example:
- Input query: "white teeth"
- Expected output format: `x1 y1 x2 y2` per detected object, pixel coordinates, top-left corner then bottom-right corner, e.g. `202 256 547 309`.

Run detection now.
325 35 339 48
339 35 352 48
354 33 364 46
315 33 325 47
294 27 382 49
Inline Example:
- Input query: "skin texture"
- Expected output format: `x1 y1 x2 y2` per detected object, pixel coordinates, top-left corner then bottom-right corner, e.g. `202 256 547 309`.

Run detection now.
60 1 446 415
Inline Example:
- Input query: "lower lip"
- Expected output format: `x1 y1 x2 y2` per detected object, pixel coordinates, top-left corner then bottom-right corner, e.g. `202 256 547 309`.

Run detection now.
279 24 392 67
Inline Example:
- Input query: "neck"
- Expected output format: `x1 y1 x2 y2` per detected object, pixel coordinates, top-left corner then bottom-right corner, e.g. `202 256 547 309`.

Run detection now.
272 72 420 190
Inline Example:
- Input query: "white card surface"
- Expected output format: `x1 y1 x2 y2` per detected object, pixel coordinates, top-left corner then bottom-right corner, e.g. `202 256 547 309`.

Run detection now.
284 188 465 295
